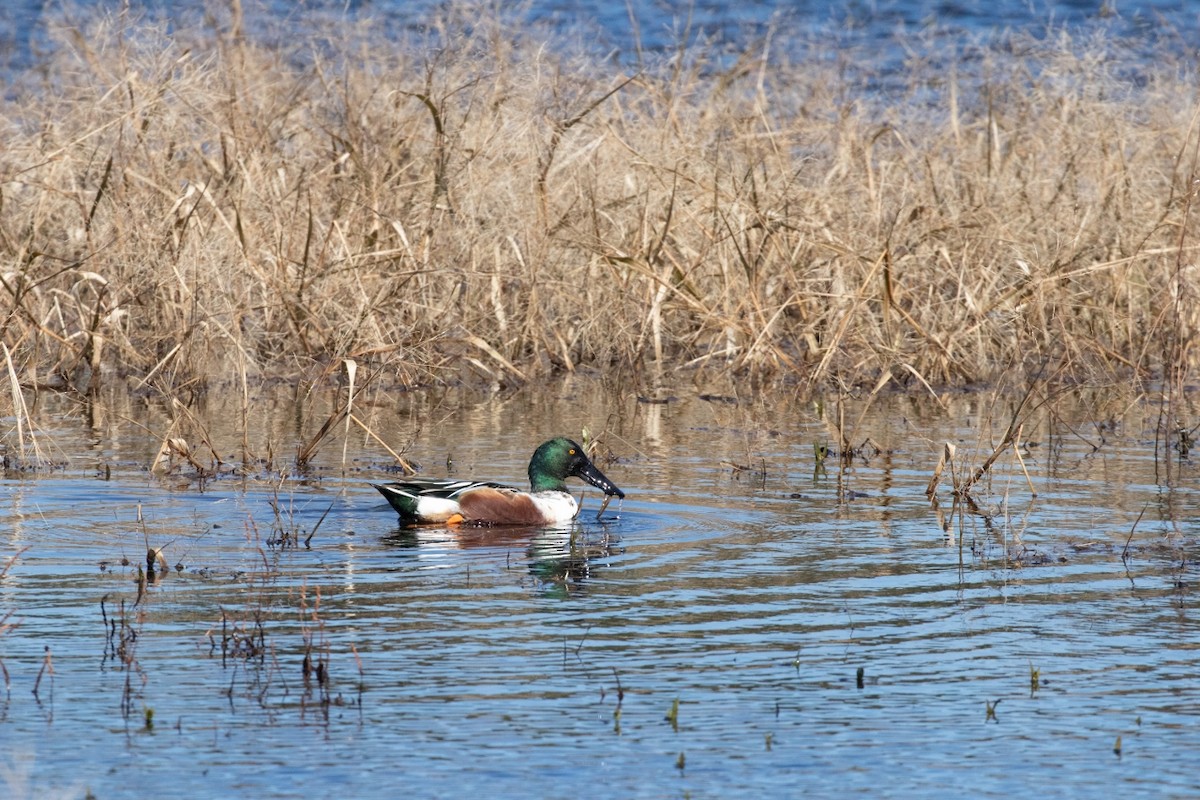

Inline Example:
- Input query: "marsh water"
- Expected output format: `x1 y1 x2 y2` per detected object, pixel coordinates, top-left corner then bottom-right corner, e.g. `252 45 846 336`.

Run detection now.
2 0 1196 79
1 379 1198 798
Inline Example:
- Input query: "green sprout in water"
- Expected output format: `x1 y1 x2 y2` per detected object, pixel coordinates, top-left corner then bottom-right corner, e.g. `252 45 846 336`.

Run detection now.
1029 662 1040 696
143 706 154 732
985 699 1001 722
765 732 773 751
675 752 686 773
665 698 679 732
813 443 828 477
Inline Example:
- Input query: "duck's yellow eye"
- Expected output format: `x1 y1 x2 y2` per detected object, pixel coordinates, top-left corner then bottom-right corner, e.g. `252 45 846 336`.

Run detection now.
569 449 576 455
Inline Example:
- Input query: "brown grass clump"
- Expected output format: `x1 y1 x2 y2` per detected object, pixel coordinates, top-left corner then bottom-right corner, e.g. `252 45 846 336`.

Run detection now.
0 4 1198 402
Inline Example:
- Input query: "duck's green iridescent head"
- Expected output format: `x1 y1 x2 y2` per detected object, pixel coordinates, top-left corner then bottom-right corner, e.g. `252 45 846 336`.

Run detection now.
528 437 624 498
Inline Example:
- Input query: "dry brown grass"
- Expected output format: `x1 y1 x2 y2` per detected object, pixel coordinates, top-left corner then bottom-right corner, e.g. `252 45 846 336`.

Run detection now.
0 3 1198 407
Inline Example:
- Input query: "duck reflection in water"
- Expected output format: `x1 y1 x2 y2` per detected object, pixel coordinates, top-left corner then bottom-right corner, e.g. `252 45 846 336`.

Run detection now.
382 523 621 594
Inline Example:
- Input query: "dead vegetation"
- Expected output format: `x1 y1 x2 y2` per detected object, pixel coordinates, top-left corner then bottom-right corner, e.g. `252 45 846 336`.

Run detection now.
0 2 1197 408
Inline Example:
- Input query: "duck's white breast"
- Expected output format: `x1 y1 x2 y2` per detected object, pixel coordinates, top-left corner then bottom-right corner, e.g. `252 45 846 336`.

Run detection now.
530 491 579 523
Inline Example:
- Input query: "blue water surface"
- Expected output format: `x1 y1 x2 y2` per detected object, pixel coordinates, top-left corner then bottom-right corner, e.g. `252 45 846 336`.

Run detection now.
0 383 1198 798
1 0 1196 74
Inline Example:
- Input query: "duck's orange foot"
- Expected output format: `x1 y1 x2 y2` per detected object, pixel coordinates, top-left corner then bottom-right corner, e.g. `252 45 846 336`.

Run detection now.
446 513 465 525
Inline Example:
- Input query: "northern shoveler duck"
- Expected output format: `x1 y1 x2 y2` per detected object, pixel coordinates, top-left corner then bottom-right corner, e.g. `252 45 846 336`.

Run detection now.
374 437 625 526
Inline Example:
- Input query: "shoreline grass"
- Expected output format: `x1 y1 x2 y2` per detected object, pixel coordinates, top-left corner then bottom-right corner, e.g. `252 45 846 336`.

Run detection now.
0 3 1197 412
